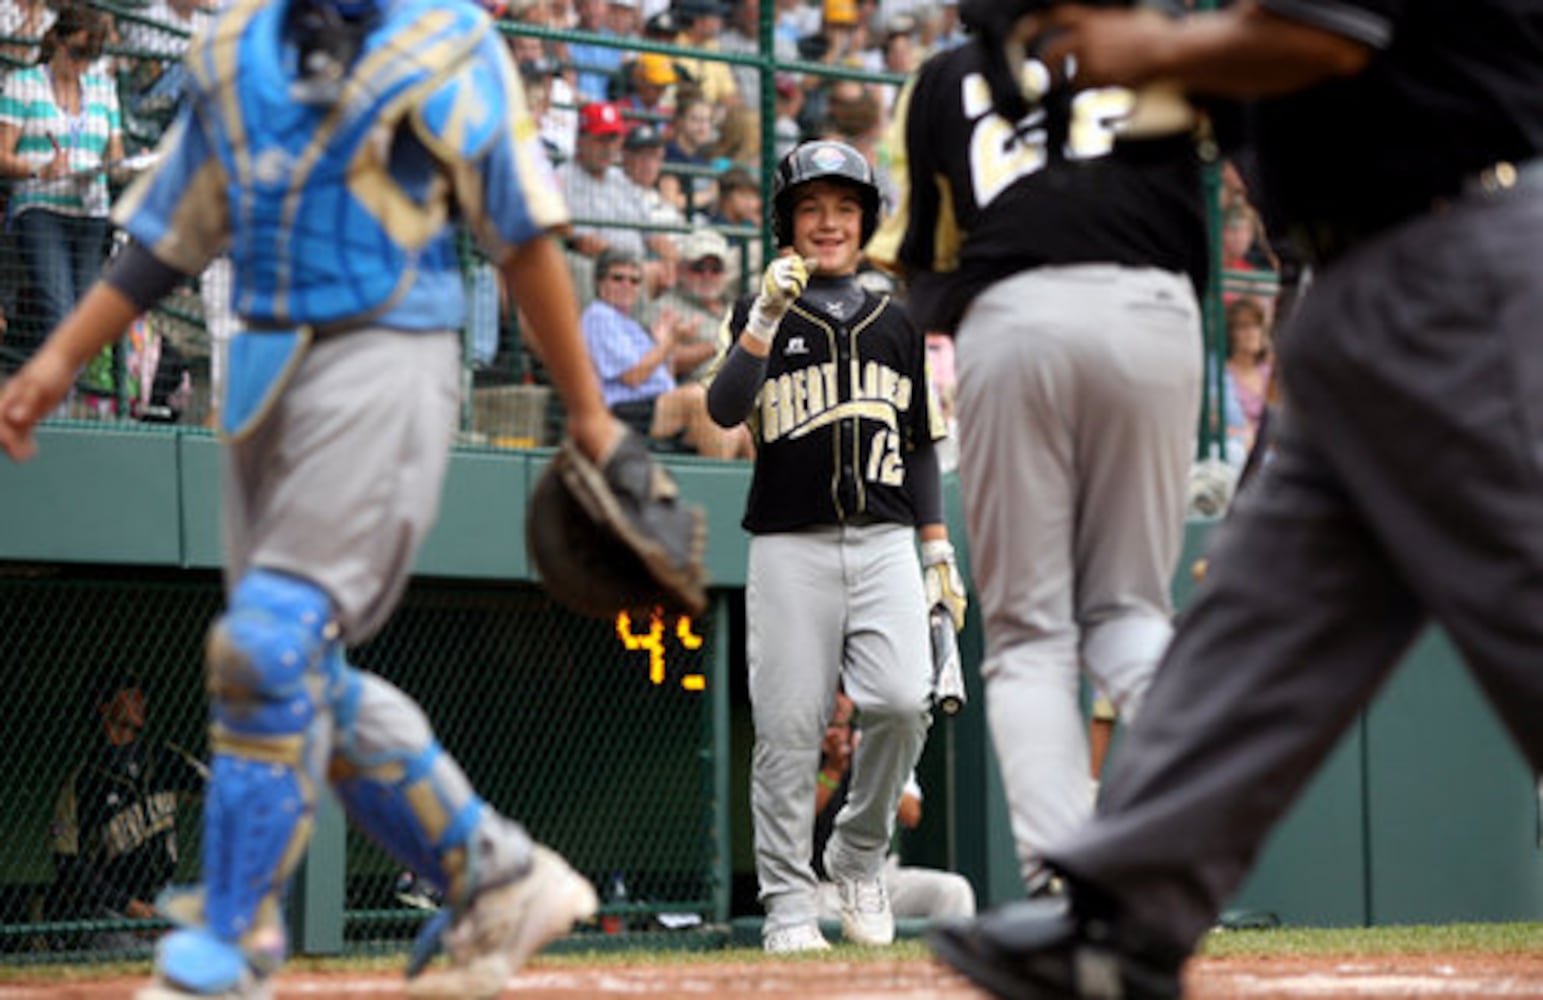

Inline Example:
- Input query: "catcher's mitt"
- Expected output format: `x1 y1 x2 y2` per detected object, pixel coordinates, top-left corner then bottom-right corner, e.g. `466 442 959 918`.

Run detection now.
527 431 708 619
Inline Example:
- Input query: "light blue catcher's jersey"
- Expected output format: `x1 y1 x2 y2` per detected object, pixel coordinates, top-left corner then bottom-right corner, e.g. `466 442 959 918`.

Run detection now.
113 0 569 331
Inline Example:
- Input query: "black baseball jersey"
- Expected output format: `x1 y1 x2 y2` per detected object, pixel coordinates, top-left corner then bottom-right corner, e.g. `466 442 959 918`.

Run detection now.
1253 0 1543 233
726 285 945 534
49 738 204 917
866 38 1208 333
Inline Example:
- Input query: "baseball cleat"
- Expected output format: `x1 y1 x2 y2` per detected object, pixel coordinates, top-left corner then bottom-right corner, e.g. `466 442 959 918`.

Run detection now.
406 844 598 999
134 927 275 1000
763 922 832 954
833 870 895 946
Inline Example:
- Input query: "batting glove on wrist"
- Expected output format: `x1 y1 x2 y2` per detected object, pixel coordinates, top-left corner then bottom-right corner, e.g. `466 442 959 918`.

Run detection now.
922 539 968 632
745 255 812 346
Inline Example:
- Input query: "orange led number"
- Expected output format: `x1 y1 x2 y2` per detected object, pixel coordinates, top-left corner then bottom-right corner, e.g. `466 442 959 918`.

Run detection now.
616 610 705 691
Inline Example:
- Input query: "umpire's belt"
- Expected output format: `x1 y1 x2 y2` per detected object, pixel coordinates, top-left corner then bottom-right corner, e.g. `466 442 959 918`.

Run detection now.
1291 158 1543 268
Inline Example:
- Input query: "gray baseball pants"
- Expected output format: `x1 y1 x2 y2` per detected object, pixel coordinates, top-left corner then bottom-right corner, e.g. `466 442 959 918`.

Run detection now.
1047 185 1543 951
221 328 531 893
955 264 1203 892
748 524 933 932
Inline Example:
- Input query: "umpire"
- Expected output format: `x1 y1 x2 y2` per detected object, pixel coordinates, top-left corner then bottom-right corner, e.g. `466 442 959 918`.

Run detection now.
928 2 1543 998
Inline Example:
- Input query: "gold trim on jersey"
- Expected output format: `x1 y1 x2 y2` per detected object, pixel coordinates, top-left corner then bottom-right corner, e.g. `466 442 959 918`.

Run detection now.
276 14 475 317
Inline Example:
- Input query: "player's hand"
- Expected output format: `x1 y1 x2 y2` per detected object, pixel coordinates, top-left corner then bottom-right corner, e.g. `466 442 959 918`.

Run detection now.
0 349 76 462
1022 6 1176 88
745 253 813 346
125 898 158 920
759 254 811 312
922 539 968 632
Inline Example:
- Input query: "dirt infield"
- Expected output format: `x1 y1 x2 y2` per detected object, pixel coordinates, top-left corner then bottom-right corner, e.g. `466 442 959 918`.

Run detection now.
6 953 1543 999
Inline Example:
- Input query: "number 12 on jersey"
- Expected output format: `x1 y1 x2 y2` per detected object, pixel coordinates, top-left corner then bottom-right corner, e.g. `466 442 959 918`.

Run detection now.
867 428 903 486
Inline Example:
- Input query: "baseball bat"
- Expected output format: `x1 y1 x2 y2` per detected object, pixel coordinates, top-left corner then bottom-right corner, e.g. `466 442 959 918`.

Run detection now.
930 605 966 716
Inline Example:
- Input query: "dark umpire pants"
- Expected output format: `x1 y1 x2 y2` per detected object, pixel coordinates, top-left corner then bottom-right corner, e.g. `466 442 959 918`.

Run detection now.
1045 181 1543 952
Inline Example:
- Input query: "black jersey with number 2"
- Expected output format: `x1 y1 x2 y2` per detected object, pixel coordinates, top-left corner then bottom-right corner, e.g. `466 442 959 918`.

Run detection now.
869 39 1209 333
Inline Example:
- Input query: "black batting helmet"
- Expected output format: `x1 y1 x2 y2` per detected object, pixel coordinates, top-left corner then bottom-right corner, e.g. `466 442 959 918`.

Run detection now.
771 140 882 249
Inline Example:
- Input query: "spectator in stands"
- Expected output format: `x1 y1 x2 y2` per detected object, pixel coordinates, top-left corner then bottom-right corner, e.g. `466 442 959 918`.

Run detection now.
559 101 668 294
721 0 797 109
867 15 916 111
613 52 677 123
672 0 739 108
648 227 730 383
582 248 749 457
661 95 718 219
0 4 126 343
48 671 206 947
711 105 762 172
606 0 641 39
567 0 625 103
118 0 212 144
802 0 870 68
0 0 55 65
773 72 805 161
711 165 763 277
812 692 977 926
512 9 579 162
518 54 566 166
777 0 820 45
619 122 684 276
922 0 966 54
1223 296 1273 463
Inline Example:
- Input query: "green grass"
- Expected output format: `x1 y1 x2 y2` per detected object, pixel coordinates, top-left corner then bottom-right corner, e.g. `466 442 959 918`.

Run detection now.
4 924 1540 983
1199 922 1543 959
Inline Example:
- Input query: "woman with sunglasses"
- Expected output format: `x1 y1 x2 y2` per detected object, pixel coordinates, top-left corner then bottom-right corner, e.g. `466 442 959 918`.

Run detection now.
0 3 125 348
582 247 751 458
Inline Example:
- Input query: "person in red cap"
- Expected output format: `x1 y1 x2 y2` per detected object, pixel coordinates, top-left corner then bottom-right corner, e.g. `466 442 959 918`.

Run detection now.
558 101 668 300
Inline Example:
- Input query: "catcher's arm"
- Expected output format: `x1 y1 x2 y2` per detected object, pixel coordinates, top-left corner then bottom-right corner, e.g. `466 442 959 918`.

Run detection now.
0 283 141 462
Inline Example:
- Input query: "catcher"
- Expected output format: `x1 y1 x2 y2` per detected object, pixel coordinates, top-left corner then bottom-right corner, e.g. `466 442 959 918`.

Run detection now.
0 1 702 998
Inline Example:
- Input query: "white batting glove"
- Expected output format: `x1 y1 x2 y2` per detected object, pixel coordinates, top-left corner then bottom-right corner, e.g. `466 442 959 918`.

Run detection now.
745 255 812 346
922 539 968 632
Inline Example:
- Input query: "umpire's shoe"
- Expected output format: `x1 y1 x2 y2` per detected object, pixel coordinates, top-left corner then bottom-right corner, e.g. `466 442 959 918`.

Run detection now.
928 895 1185 1000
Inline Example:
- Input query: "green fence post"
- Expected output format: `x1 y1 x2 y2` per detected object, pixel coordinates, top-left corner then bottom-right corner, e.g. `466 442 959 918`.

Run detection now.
709 592 733 923
288 789 346 956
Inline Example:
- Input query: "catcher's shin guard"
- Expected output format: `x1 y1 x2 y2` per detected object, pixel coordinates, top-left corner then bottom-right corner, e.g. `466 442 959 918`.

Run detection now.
191 570 338 972
329 669 527 910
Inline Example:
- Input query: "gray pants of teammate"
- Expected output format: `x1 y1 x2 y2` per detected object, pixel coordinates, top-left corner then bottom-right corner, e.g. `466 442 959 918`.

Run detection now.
222 328 530 892
955 264 1202 892
1047 186 1543 952
749 524 933 932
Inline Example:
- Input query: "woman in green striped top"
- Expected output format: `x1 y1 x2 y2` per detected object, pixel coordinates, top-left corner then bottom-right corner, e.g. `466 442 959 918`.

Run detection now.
0 3 124 345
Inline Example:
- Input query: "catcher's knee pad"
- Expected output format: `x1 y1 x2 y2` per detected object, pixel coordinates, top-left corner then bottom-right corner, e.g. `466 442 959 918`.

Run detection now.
203 569 339 944
329 669 486 906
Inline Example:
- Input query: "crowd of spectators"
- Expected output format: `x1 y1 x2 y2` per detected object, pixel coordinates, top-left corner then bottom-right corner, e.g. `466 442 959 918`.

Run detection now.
0 0 1281 476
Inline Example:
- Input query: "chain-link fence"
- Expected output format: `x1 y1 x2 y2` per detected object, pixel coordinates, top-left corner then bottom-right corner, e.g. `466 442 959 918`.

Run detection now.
0 569 724 963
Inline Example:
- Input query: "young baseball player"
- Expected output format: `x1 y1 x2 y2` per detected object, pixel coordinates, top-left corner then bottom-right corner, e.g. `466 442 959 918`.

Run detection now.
866 0 1209 906
705 139 967 953
924 2 1543 997
0 1 686 996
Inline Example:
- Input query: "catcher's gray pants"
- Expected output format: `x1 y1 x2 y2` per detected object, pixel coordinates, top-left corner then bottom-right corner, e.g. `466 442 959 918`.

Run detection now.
748 524 933 932
1047 185 1543 952
955 264 1202 892
221 328 531 894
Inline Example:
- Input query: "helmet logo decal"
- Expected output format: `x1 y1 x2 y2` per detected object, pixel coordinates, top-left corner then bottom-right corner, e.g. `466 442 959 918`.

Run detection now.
810 144 848 172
